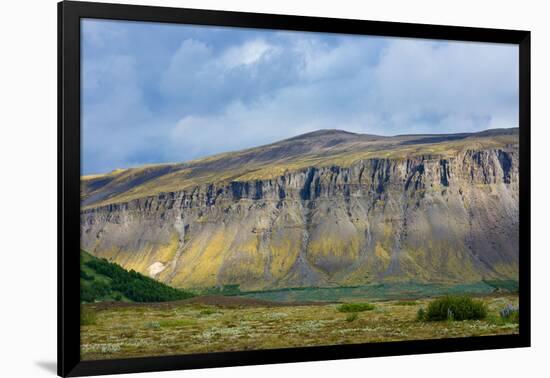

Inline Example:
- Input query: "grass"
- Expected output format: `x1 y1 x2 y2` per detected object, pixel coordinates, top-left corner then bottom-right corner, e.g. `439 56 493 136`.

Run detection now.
80 307 97 326
240 282 502 302
394 301 419 306
483 280 519 293
199 308 219 316
80 294 518 360
337 303 375 313
144 321 160 330
158 319 197 328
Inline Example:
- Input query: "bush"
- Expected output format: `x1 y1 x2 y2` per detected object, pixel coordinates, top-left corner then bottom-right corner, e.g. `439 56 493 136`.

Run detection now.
345 313 359 322
80 284 96 303
499 304 519 323
424 295 487 321
81 307 97 326
416 307 426 321
80 270 93 281
80 280 110 303
337 302 375 313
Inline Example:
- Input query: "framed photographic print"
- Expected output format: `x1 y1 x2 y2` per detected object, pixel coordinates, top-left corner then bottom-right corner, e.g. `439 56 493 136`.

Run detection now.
58 1 531 376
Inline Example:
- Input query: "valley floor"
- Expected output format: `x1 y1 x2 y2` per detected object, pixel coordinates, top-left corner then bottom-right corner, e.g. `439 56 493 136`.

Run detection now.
80 294 519 360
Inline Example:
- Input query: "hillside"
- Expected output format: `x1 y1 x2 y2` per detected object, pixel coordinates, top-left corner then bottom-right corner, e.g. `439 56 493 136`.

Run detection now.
80 250 193 303
80 128 519 290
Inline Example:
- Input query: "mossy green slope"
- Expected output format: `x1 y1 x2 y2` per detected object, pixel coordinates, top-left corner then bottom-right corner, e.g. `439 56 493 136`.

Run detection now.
80 250 193 303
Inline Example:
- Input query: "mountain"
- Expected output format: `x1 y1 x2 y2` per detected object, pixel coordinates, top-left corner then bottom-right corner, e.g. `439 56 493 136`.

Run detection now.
81 128 519 290
80 250 193 302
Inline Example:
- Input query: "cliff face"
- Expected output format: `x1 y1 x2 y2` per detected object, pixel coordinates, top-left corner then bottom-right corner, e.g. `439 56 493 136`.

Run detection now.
81 131 519 290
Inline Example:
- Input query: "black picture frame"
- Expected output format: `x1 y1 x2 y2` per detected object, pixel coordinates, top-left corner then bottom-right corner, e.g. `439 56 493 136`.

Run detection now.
58 1 531 376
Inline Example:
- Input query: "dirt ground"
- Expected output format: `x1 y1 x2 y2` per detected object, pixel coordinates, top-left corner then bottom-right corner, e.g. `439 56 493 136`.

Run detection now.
87 295 330 311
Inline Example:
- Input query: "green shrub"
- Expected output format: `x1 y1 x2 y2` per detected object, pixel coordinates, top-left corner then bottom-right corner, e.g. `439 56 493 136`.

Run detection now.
337 302 375 313
80 307 97 326
425 296 487 321
80 281 110 303
416 307 426 321
80 284 96 303
345 312 359 322
80 270 94 281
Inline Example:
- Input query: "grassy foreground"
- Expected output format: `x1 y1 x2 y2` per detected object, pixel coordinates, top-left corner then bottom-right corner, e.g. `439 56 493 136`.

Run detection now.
80 294 518 360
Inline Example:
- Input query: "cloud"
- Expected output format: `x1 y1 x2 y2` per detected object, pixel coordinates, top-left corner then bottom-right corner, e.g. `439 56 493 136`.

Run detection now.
221 38 272 68
367 39 518 133
81 20 518 174
158 36 306 116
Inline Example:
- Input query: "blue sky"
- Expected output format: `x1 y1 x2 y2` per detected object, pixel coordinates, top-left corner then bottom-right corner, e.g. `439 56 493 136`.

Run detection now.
81 19 518 175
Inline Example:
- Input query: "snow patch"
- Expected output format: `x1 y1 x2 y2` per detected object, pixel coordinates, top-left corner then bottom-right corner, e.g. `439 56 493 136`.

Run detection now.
148 262 166 276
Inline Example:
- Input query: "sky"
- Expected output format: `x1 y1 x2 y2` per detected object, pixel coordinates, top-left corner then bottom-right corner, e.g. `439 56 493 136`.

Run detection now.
81 19 519 175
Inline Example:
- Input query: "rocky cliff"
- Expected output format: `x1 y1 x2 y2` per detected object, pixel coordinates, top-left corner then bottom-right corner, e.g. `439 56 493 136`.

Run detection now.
81 128 519 290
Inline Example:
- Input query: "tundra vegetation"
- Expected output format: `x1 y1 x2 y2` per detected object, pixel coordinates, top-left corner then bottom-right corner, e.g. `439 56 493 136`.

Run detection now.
80 293 519 360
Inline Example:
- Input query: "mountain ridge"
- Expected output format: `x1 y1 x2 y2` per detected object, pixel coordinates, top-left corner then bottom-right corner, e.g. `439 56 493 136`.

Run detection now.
82 127 517 178
81 127 518 209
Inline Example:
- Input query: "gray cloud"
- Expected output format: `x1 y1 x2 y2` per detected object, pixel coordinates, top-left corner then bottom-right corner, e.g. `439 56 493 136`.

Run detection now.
81 20 518 175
